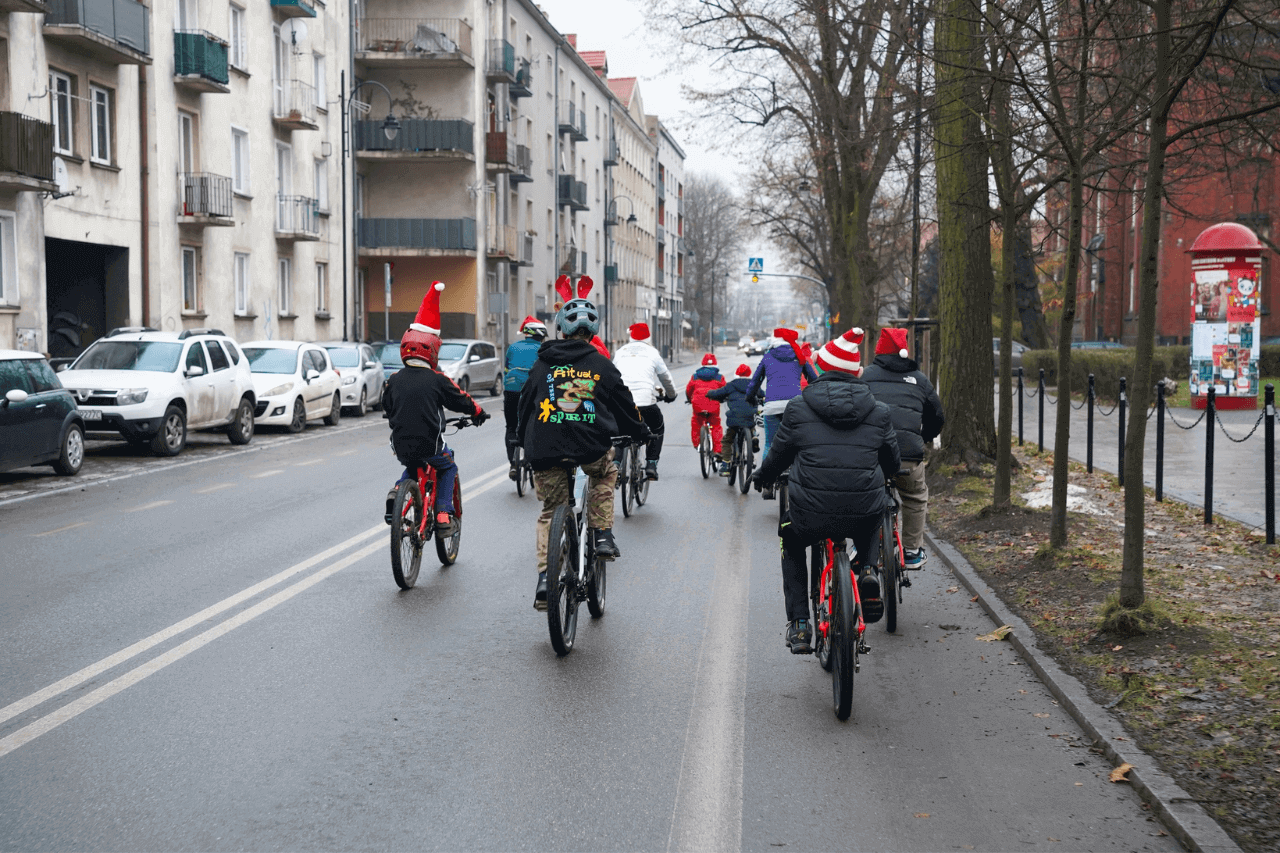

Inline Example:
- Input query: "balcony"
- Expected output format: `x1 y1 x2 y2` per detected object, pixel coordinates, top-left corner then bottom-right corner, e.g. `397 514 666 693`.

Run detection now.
174 31 229 93
358 218 477 256
355 119 473 160
516 232 535 267
272 79 317 130
487 224 518 259
676 275 683 295
678 195 683 215
510 58 532 99
0 0 47 13
657 267 664 284
177 173 233 226
658 180 666 200
557 102 578 137
270 0 315 19
603 135 619 167
44 0 151 65
486 39 515 82
557 175 588 211
275 195 322 241
356 18 473 68
657 225 665 245
604 264 618 284
558 243 585 275
485 130 514 172
510 145 533 183
0 113 56 193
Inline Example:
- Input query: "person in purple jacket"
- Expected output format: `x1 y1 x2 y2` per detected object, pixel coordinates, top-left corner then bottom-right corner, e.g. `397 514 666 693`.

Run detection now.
745 327 818 499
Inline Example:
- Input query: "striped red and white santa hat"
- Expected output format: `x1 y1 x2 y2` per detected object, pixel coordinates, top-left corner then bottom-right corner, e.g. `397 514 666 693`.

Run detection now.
815 327 865 376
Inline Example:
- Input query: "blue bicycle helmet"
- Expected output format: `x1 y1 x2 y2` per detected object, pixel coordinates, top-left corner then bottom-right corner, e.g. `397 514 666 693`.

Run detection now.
553 274 599 338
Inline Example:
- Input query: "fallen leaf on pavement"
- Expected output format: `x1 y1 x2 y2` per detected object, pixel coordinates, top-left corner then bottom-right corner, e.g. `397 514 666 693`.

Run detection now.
946 586 959 593
1034 712 1051 718
977 625 1013 642
914 813 930 818
970 595 979 602
1110 763 1134 783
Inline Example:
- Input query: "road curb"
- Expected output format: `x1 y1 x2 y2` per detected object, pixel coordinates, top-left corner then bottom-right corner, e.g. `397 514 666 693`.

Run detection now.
925 530 1242 853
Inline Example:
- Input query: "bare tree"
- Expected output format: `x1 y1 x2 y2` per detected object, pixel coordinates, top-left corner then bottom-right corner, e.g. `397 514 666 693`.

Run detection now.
684 172 747 346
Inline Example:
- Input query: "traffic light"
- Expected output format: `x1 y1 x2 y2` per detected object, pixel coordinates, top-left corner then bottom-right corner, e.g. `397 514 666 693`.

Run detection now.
751 275 759 283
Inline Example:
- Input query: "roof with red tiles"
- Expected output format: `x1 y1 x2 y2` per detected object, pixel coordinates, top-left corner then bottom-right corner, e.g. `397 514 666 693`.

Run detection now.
608 77 637 105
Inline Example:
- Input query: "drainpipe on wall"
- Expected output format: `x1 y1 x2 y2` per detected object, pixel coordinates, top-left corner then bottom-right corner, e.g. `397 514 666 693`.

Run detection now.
138 65 151 327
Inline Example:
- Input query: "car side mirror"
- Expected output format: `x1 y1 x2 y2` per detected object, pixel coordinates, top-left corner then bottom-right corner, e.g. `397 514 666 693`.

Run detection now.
305 369 321 382
364 360 378 369
185 365 205 378
469 353 481 363
3 389 28 406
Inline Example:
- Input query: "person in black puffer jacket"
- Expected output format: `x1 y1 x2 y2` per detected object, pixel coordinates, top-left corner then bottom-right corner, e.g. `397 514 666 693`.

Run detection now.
707 363 758 472
861 328 944 570
752 327 899 654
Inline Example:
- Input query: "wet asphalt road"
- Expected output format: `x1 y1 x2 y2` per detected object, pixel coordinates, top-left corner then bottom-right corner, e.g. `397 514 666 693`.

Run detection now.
1 358 1181 852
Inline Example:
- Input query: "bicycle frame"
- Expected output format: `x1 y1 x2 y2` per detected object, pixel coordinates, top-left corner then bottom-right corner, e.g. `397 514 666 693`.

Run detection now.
816 539 866 642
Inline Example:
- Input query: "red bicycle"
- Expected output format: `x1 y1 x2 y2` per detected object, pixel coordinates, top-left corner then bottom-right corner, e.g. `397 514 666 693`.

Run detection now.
389 416 473 589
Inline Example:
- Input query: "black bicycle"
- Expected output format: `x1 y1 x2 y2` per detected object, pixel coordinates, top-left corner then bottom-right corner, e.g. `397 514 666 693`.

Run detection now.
877 476 911 634
510 440 534 498
616 433 656 517
726 426 756 494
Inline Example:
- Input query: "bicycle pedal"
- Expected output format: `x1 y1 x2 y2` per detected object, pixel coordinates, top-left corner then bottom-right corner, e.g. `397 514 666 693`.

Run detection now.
858 642 871 655
900 576 913 588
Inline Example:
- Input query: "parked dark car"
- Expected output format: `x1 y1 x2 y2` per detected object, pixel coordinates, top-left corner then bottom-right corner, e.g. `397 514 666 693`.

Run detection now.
0 350 85 475
992 338 1029 376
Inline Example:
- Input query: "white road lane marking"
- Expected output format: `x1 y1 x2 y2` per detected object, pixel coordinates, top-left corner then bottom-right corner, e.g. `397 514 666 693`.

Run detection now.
33 521 91 537
0 539 383 759
250 469 284 478
195 483 236 494
293 459 325 466
332 449 357 457
126 500 173 512
665 507 750 853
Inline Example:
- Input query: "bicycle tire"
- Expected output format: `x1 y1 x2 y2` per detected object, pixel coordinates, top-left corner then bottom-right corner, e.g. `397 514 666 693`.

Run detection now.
619 444 635 518
546 504 579 655
390 480 424 589
739 440 754 496
587 556 606 617
831 550 856 720
634 448 650 506
727 434 739 487
699 424 711 479
435 476 462 565
881 512 900 634
515 446 527 498
812 546 833 671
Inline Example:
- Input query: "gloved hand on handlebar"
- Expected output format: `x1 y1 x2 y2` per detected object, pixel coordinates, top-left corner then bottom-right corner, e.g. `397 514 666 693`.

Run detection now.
751 471 768 492
663 393 677 404
472 408 491 426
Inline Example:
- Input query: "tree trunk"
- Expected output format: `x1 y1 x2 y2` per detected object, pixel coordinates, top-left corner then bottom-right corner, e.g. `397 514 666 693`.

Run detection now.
992 69 1016 508
934 0 996 463
1049 173 1085 547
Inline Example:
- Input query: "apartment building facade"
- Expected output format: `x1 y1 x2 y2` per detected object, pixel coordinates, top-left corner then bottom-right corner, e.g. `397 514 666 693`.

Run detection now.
602 75 655 350
648 116 684 359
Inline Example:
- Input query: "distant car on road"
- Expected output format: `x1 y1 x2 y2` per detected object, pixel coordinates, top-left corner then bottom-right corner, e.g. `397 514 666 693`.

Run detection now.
370 341 405 379
746 339 770 356
992 338 1030 376
438 339 503 395
319 342 384 416
242 341 342 432
0 350 85 476
58 328 256 457
1262 336 1280 346
1070 340 1126 349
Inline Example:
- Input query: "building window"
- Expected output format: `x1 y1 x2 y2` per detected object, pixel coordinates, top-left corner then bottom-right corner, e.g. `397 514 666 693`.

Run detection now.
182 246 200 312
316 262 328 314
49 70 74 155
278 257 292 315
90 85 112 164
229 5 248 69
0 211 16 305
234 252 250 314
232 127 250 193
313 158 328 211
313 54 326 110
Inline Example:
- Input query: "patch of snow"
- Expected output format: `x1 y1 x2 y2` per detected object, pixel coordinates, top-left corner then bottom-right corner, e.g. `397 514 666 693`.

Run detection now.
1020 473 1113 516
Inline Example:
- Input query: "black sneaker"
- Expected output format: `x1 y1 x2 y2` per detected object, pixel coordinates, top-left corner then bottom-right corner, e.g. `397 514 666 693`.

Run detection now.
508 464 519 481
786 619 813 654
534 571 548 611
645 461 659 481
761 483 775 501
752 437 760 453
593 528 620 560
859 571 883 623
384 488 398 525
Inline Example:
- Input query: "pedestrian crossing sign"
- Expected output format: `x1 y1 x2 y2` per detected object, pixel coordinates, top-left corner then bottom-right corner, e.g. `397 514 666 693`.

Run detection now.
748 257 764 273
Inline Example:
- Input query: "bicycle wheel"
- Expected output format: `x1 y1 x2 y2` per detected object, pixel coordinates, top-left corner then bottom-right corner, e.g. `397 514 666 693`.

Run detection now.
812 546 833 672
619 444 635 518
881 512 900 634
727 435 739 487
699 424 711 479
390 480 424 589
514 446 527 498
545 504 579 655
830 550 856 720
634 448 650 506
587 555 606 617
738 436 755 496
435 476 462 566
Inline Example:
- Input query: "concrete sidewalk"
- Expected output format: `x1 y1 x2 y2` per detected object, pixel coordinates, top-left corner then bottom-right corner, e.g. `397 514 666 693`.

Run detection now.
1000 385 1277 532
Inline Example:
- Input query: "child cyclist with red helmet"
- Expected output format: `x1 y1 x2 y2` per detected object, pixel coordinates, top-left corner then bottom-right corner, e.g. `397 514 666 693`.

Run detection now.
383 282 491 531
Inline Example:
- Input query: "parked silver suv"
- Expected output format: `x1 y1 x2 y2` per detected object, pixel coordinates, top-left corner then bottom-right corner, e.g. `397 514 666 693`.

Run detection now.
437 339 503 395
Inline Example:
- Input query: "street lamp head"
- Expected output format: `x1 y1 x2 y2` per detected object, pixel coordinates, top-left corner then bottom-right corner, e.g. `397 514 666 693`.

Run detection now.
382 113 401 141
626 213 637 224
798 179 810 192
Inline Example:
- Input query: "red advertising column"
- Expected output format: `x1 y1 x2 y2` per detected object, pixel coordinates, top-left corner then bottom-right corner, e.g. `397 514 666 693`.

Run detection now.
1188 222 1265 411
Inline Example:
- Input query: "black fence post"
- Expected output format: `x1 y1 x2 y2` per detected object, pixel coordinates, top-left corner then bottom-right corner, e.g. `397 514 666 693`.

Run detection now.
1205 387 1215 525
1017 367 1024 446
1156 380 1165 502
1038 368 1045 454
1265 383 1275 545
1087 373 1095 473
1118 377 1127 487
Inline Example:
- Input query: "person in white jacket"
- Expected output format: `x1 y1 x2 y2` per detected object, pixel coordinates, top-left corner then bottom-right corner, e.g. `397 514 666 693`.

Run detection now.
613 323 677 480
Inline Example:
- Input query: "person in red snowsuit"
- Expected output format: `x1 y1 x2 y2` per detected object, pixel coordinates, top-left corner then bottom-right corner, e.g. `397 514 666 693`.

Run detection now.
685 353 727 456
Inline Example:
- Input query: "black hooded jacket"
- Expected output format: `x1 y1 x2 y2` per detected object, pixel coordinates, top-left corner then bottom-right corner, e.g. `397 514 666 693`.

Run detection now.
755 371 900 538
383 362 483 464
861 353 944 462
516 338 648 470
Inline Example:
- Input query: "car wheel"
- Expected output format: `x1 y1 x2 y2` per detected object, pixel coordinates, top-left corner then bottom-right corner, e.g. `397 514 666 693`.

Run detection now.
150 406 187 456
288 397 306 433
52 422 85 475
323 392 341 426
353 387 368 417
458 375 470 393
490 372 502 397
227 396 255 445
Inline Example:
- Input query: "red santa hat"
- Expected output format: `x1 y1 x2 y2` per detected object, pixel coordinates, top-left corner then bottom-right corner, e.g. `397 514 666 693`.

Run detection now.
409 282 445 335
702 353 718 366
736 363 752 377
630 323 651 342
773 327 799 343
875 327 910 358
815 327 865 376
518 315 539 332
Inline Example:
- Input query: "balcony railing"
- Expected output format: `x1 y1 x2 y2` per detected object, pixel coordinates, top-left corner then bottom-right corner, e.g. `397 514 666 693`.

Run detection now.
517 232 535 266
179 173 232 219
273 79 317 129
657 225 665 245
487 223 518 258
45 0 151 60
275 195 321 239
0 112 54 184
174 31 229 91
603 135 619 167
487 39 515 81
658 180 666 200
358 218 477 251
510 58 532 98
557 102 578 137
557 175 588 211
485 130 514 170
510 144 533 183
558 243 578 274
355 118 473 155
270 0 316 18
357 18 472 62
604 264 618 283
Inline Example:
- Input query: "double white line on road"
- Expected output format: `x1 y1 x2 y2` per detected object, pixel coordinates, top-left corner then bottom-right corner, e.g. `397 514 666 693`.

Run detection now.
0 462 514 760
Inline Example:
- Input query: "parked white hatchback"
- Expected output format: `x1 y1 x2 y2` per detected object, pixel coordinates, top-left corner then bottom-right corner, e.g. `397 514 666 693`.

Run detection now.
59 327 256 456
242 341 343 432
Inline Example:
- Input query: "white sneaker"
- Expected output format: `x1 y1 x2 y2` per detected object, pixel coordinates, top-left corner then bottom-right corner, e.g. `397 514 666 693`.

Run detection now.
904 548 927 569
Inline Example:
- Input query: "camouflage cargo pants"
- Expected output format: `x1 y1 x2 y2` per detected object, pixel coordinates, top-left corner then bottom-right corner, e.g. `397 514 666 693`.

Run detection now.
533 449 616 572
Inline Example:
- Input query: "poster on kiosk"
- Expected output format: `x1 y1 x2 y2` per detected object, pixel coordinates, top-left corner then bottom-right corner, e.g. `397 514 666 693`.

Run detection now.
1188 222 1264 410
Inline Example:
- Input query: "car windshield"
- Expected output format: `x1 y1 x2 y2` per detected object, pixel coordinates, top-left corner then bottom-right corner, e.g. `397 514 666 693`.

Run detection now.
243 348 298 374
374 344 404 369
326 347 361 368
438 343 467 362
73 341 183 373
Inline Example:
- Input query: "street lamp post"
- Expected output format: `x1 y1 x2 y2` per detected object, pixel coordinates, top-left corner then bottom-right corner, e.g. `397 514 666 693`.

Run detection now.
340 73 401 342
604 195 637 346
